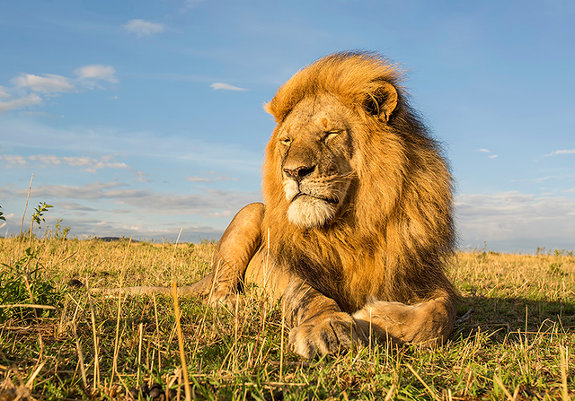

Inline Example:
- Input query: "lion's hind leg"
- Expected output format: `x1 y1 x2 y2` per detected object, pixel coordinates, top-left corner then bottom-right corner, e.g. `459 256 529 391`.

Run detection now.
206 202 264 305
352 292 456 346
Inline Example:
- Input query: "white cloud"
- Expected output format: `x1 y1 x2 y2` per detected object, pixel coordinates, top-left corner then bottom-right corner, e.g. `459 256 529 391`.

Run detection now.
210 82 247 91
62 156 128 172
123 19 165 37
179 0 206 13
187 175 232 183
75 65 118 83
1 65 118 112
1 182 258 216
0 119 263 173
34 155 128 172
0 154 129 172
136 170 149 183
56 201 98 212
14 73 76 93
544 149 575 157
534 176 555 183
0 94 42 112
0 155 28 166
1 182 124 200
477 148 498 159
27 155 61 166
0 86 10 99
20 111 53 118
187 176 212 182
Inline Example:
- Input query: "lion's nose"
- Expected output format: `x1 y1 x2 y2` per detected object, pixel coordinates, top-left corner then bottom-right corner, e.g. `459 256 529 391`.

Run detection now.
283 165 316 180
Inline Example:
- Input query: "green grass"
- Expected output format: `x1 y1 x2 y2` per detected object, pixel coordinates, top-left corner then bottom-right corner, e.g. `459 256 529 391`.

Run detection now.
0 238 573 400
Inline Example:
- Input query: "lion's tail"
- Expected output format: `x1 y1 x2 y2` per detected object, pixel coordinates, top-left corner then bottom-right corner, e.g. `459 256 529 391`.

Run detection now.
88 272 215 297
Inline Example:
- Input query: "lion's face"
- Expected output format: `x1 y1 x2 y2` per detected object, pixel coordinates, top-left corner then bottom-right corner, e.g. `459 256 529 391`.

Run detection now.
275 94 355 228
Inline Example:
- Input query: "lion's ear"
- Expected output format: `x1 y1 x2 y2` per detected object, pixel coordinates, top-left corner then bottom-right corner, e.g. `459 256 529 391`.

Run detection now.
363 81 398 122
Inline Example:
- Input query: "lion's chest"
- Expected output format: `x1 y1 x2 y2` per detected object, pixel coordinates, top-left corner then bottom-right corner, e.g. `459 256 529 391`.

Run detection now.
279 243 374 312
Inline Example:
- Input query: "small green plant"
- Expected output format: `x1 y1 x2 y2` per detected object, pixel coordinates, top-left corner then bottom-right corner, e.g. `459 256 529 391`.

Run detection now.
47 218 71 240
0 246 63 322
32 201 53 225
1 202 66 322
548 262 566 277
29 201 53 239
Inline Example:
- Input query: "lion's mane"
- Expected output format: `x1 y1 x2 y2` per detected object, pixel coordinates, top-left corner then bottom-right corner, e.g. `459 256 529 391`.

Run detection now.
262 52 456 312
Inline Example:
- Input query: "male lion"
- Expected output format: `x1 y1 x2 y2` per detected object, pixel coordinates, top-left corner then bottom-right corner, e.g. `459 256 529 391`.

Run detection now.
187 51 459 358
104 52 454 358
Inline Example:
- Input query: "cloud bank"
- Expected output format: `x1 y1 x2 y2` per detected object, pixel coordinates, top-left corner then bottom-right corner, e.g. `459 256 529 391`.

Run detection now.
0 65 118 112
0 154 128 173
456 191 575 252
0 94 42 112
15 73 76 93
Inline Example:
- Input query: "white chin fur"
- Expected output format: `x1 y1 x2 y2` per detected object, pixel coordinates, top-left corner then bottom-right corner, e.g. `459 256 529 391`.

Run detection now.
287 196 337 228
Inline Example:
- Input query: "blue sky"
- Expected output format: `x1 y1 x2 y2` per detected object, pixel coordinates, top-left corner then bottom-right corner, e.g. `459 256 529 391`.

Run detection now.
1 0 574 252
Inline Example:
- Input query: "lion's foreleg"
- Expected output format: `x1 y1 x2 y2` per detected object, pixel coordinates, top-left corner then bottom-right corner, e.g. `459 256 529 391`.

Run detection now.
208 203 264 304
352 292 456 346
283 277 366 358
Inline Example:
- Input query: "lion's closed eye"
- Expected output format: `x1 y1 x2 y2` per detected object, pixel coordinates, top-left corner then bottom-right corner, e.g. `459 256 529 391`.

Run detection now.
323 130 341 142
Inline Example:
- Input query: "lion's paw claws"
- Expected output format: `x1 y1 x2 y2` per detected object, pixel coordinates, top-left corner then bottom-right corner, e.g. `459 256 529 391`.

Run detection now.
288 313 365 358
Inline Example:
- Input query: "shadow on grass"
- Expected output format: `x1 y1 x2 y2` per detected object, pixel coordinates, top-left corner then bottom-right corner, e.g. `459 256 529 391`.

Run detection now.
455 295 575 340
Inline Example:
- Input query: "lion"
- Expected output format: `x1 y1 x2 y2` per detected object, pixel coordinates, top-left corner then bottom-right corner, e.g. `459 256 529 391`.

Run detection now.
187 51 458 357
107 52 458 358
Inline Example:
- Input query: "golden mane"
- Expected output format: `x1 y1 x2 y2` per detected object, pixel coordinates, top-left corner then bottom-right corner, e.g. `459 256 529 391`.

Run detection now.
265 52 402 123
261 52 456 312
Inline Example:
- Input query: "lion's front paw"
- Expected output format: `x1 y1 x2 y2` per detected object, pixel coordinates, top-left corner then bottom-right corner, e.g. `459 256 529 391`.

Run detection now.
206 293 243 311
288 312 366 358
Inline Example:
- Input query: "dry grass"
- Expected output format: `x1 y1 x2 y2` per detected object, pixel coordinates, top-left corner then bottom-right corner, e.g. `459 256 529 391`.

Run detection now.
0 237 573 400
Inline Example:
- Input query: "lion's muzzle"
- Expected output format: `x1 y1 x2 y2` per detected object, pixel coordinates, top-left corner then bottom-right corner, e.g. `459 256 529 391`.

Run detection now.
283 173 351 228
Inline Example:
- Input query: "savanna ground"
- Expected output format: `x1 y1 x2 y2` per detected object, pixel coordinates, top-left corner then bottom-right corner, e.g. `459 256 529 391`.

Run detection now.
0 235 574 400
